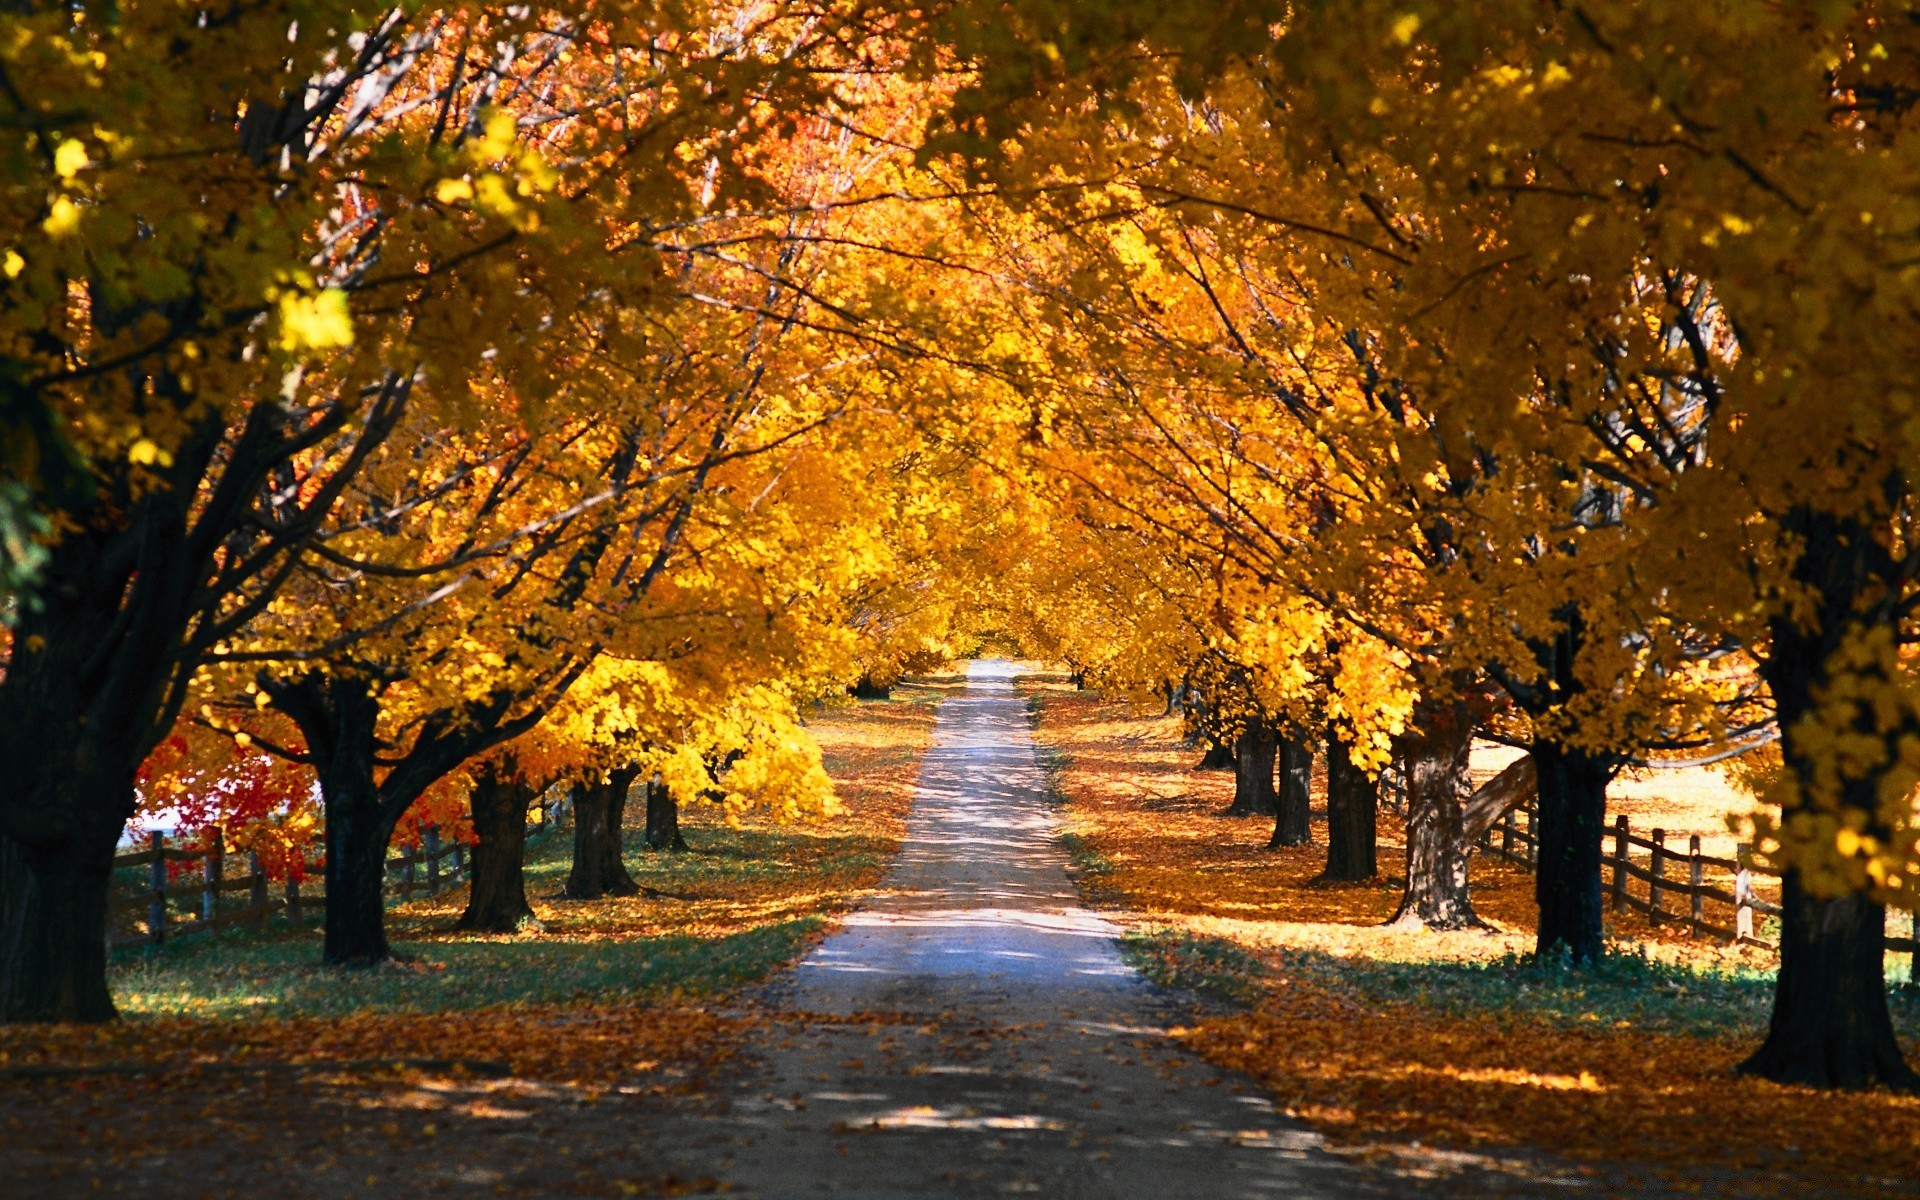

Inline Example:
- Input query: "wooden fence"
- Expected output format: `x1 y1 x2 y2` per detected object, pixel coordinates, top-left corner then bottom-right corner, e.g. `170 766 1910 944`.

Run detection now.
109 794 573 949
1475 798 1920 969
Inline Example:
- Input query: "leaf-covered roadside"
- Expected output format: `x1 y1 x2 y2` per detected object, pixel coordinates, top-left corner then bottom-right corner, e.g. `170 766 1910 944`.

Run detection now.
1025 678 1920 1195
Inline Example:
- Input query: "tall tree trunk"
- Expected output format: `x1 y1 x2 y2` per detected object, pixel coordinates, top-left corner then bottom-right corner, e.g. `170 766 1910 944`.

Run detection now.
1740 506 1918 1088
458 757 539 933
1740 878 1914 1088
1226 719 1279 816
1386 693 1480 930
645 779 687 852
1319 731 1378 881
1268 736 1313 848
1532 741 1615 965
1 815 122 1022
1196 739 1235 770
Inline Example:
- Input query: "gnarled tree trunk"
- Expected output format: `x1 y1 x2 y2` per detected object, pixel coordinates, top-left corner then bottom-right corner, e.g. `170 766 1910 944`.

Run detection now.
1319 732 1378 881
1386 693 1480 930
1226 719 1279 817
1268 736 1312 848
458 756 540 933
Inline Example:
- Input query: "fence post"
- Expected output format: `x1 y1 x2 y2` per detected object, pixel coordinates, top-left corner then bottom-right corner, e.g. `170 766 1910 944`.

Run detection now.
451 842 465 878
1611 815 1628 913
201 829 223 925
1649 829 1668 924
1735 843 1754 943
148 831 168 945
1500 808 1514 860
287 874 302 928
248 852 268 929
424 826 441 894
400 846 415 901
1688 835 1704 934
1525 804 1537 866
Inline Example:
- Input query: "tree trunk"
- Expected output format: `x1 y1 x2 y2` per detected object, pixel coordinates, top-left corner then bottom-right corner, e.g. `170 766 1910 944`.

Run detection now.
1268 736 1312 848
1320 731 1378 881
1 820 121 1022
1531 741 1615 965
1195 740 1235 771
851 675 892 700
1742 505 1918 1089
322 793 398 966
645 779 687 852
1226 719 1279 816
1386 693 1480 930
600 766 641 896
566 778 614 899
264 670 412 968
1739 877 1917 1089
458 758 539 933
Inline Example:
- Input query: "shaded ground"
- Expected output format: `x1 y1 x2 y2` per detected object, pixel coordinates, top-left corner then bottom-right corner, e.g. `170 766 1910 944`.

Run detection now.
1018 671 1920 1196
0 688 939 1199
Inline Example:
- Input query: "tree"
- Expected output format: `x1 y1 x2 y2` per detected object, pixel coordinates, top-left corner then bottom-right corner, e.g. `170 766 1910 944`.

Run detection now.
0 0 890 1018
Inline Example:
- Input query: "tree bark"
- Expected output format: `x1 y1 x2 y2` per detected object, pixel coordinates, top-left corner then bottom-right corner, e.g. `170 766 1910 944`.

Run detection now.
1225 719 1279 816
600 766 641 895
565 766 643 899
1 821 121 1022
1741 505 1918 1089
850 675 892 700
1195 740 1235 771
1319 732 1378 881
457 757 539 933
1531 741 1615 965
1268 736 1313 848
321 793 397 966
1739 878 1916 1089
1386 693 1480 930
645 779 688 852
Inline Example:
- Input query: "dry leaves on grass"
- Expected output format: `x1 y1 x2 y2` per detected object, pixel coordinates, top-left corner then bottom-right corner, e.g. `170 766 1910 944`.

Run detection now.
1181 1001 1920 1194
0 1002 740 1084
1019 674 1920 1194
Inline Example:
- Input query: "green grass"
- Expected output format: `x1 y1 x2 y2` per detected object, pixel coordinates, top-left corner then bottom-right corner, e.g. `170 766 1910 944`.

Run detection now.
1124 927 1920 1039
1058 831 1113 876
109 919 821 1019
1124 928 1270 1006
105 819 861 1021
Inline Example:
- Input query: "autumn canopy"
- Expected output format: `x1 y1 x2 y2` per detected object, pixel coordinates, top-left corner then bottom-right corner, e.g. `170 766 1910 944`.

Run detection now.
4 0 1920 1102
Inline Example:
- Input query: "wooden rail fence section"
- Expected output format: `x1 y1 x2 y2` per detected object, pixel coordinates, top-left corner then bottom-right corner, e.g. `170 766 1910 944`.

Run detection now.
1475 799 1920 966
109 795 573 949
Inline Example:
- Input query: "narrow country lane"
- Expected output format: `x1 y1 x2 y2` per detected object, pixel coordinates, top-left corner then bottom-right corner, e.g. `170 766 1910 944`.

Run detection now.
661 660 1377 1198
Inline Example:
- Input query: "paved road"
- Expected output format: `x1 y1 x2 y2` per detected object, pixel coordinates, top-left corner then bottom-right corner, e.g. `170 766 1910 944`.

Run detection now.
674 660 1376 1198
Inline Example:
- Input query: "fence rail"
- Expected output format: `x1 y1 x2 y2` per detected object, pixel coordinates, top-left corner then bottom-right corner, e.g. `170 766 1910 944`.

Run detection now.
1475 799 1920 968
105 795 574 950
